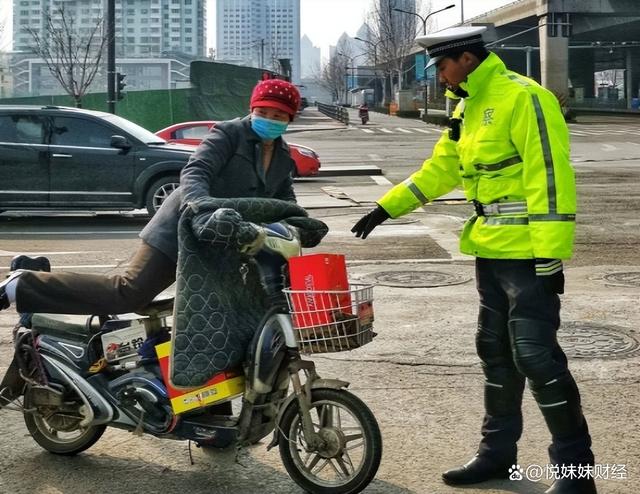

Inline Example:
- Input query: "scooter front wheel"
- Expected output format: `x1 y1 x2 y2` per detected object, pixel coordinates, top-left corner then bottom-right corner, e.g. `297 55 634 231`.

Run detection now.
278 388 382 494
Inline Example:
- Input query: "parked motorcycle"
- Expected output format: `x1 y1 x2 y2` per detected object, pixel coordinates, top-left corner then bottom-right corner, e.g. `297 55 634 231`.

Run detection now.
0 225 382 494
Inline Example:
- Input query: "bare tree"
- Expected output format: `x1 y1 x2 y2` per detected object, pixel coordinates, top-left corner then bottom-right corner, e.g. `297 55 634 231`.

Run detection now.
316 56 348 104
318 61 346 103
24 6 107 107
365 0 426 102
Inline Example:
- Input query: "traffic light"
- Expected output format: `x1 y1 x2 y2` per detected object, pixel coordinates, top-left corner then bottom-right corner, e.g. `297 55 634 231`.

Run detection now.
116 72 126 100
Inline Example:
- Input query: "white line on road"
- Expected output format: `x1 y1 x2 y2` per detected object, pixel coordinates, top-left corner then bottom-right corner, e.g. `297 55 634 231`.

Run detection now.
361 129 375 133
371 176 393 185
368 154 383 161
379 128 394 134
413 128 433 134
601 144 618 151
395 128 413 133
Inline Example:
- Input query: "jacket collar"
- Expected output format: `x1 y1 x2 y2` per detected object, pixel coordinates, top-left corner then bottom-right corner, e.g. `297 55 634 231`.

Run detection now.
457 52 506 99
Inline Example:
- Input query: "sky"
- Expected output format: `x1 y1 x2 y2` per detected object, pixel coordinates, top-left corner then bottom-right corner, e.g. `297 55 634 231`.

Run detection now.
300 0 516 60
0 0 516 58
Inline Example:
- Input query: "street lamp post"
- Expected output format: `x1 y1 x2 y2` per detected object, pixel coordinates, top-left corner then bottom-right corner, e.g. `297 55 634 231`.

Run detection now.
337 51 354 106
393 3 455 120
106 0 116 113
354 36 389 107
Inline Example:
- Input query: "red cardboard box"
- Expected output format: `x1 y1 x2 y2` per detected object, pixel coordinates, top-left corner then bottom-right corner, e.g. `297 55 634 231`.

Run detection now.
288 253 352 328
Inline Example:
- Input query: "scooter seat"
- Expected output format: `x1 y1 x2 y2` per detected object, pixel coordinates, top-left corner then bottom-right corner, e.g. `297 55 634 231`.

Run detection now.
31 313 101 338
135 293 174 317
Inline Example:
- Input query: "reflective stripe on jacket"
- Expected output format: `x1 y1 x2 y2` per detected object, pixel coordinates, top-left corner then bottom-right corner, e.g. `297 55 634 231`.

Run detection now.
377 52 576 260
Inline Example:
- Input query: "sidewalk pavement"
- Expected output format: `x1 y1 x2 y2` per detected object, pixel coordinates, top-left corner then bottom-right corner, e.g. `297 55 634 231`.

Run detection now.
347 108 446 128
289 106 445 132
287 107 347 133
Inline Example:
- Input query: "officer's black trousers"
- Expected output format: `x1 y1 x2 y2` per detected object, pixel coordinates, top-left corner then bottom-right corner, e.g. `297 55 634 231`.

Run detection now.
474 258 594 467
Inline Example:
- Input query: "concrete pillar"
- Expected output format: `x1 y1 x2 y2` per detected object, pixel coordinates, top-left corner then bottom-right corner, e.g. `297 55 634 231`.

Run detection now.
626 49 634 109
538 12 569 104
569 49 595 99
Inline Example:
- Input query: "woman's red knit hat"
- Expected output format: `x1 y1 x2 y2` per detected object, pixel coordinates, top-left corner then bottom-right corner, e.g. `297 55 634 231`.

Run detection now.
250 79 300 120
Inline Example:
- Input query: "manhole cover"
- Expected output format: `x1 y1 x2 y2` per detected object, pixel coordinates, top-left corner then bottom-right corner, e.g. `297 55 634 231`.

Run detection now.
602 272 640 288
363 270 471 288
559 321 640 359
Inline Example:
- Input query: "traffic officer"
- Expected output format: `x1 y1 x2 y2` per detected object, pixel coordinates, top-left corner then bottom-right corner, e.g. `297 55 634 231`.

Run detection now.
351 26 596 494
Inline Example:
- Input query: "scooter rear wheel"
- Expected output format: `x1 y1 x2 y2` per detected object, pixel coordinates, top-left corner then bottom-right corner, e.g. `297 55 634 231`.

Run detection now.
23 386 106 455
278 388 382 494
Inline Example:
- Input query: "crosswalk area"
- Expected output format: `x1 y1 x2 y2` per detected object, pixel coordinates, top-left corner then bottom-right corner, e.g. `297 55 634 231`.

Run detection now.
568 125 640 137
355 126 442 135
350 124 640 138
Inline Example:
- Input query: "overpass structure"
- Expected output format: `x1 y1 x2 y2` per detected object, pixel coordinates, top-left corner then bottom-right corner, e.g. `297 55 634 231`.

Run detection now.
467 0 640 110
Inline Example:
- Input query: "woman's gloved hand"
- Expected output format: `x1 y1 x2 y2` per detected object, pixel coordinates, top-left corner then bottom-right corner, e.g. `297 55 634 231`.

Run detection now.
239 226 266 255
351 205 390 239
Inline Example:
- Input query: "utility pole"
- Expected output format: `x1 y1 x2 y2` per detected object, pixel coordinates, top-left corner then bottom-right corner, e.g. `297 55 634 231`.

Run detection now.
106 0 115 114
393 4 455 120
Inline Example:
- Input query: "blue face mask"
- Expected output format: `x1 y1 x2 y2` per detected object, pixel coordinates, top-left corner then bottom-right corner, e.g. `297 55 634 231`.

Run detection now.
251 115 289 140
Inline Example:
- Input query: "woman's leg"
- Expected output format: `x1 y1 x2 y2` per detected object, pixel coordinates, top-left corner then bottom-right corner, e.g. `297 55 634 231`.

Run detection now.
15 242 176 315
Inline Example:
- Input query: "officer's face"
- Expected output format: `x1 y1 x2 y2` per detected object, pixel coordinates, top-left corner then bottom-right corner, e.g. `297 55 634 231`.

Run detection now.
437 53 475 90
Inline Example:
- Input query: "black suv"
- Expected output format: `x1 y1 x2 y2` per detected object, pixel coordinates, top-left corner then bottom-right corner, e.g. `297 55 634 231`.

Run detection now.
0 105 194 216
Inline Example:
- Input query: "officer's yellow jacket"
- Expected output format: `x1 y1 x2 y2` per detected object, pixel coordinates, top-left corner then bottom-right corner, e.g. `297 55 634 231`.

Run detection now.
378 53 576 259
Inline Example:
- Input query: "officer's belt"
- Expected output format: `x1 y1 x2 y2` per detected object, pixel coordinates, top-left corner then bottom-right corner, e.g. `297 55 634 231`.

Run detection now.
473 201 527 216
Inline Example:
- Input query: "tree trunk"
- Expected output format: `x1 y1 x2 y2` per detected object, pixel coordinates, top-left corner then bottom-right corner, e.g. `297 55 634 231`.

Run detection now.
382 75 388 106
389 72 394 102
74 97 82 108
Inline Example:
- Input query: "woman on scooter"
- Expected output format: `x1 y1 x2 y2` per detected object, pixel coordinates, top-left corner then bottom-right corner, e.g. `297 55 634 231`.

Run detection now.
0 79 302 318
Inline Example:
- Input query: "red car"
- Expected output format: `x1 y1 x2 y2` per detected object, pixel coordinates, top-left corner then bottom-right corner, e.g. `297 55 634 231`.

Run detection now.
155 121 321 177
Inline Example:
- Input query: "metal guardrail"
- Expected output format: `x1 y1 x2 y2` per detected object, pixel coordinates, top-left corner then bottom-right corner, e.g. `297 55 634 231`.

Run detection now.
317 102 350 125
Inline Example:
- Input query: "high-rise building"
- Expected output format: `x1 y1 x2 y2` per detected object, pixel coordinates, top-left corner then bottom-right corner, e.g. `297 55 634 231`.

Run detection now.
300 34 320 79
13 0 205 58
216 0 301 84
10 0 204 96
378 0 417 34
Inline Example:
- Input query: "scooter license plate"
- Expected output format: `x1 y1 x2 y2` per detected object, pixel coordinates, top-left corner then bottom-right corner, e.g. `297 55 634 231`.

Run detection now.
101 324 147 363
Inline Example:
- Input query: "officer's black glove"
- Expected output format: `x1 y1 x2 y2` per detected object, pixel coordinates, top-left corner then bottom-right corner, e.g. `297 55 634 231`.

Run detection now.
535 258 565 294
351 205 390 239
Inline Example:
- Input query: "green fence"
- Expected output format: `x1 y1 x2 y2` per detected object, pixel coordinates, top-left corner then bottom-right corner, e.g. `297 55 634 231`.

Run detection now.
0 61 274 132
0 90 188 131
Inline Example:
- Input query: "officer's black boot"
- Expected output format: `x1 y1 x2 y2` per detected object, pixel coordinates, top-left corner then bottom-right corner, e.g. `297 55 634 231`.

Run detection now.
443 306 526 486
442 369 525 485
530 374 597 494
442 454 513 485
